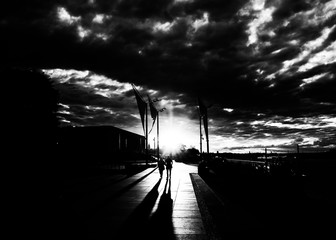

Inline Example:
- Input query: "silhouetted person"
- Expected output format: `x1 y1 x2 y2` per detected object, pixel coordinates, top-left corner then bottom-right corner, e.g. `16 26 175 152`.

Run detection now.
165 157 173 179
158 158 165 178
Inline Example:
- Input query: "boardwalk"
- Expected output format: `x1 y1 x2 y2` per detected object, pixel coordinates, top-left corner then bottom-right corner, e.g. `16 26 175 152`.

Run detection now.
12 158 335 240
57 162 207 240
11 159 335 240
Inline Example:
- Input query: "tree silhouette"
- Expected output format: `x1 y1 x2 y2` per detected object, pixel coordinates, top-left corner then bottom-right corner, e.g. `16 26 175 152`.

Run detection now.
2 67 59 148
2 67 61 239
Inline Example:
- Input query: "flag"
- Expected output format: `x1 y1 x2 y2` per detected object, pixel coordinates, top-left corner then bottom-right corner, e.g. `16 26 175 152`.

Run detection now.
132 84 147 135
147 95 158 134
203 111 209 145
198 97 207 117
198 97 208 145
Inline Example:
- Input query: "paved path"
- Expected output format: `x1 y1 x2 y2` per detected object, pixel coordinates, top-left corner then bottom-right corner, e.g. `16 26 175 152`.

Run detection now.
12 160 336 240
59 162 207 240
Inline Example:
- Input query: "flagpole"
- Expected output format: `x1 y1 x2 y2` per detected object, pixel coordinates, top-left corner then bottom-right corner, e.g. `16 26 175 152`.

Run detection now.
206 116 209 154
157 108 165 160
200 114 202 157
131 84 148 164
146 103 148 166
157 112 159 161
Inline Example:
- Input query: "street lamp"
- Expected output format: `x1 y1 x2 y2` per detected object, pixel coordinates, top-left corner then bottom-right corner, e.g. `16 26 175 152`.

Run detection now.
157 107 166 161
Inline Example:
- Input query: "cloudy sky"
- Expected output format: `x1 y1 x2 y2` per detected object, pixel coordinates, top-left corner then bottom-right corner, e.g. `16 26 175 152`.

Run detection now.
2 0 335 153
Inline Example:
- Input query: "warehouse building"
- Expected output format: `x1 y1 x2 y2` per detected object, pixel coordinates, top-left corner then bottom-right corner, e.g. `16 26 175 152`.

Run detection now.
57 125 146 168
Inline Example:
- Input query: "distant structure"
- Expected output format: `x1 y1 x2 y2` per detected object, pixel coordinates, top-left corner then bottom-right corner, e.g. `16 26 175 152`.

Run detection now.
131 83 165 163
132 84 149 164
198 97 210 155
148 94 165 161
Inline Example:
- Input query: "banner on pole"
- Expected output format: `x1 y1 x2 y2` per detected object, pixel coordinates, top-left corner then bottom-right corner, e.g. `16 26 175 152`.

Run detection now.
198 97 209 147
147 95 158 134
132 84 147 135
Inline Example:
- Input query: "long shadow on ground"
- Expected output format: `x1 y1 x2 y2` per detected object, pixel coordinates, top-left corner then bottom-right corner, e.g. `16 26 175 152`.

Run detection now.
117 178 175 240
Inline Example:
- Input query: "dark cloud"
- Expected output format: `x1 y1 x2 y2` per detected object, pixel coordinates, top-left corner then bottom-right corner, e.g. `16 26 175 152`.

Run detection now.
262 46 301 62
116 0 173 19
2 0 335 152
183 0 248 21
1 0 58 21
314 137 336 147
270 0 313 20
300 70 336 104
325 25 336 43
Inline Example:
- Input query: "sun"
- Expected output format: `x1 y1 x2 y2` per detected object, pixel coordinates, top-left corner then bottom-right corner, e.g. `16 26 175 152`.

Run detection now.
160 123 198 156
161 129 182 155
148 109 199 156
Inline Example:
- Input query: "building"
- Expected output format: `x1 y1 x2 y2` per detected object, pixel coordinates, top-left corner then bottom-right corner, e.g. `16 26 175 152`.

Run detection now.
57 125 146 167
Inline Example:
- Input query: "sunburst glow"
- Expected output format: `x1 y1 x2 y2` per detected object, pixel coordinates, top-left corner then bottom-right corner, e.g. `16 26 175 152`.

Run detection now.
153 109 198 156
161 128 183 156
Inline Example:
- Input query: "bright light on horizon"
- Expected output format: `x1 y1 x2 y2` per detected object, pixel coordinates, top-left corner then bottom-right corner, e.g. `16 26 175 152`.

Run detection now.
150 108 199 156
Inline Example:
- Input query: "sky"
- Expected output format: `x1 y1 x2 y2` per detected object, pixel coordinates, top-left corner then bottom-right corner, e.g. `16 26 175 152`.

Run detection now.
1 0 335 154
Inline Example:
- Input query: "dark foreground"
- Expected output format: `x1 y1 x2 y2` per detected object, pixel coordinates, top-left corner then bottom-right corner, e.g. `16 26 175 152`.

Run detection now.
6 158 336 240
198 167 336 238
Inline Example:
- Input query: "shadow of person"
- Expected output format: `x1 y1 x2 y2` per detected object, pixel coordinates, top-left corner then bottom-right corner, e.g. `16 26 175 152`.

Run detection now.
148 178 176 240
115 178 162 240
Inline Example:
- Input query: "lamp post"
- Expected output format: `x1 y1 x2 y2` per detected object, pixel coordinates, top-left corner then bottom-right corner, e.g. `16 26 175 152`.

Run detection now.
157 108 166 161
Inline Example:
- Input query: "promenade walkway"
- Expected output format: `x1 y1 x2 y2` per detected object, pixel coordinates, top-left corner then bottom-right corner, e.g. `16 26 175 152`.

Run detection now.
10 159 335 240
58 162 207 240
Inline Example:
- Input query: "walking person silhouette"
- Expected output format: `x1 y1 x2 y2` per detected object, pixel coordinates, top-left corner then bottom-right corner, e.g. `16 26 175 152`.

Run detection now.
158 158 165 178
165 156 173 179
